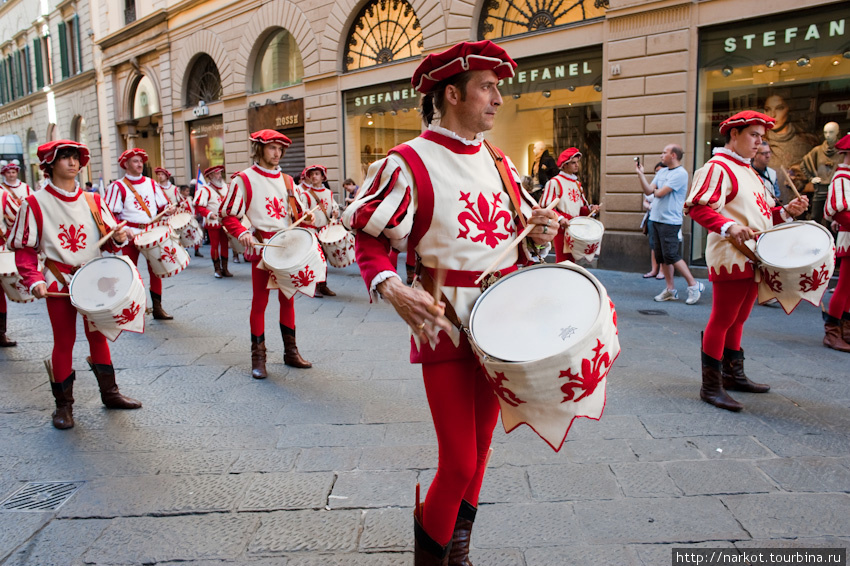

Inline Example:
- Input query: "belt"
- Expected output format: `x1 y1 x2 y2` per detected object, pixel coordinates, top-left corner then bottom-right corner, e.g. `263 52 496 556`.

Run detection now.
422 264 518 290
126 221 151 230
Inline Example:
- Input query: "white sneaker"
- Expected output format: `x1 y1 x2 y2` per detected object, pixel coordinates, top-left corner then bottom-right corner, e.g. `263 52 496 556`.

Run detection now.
685 282 705 305
654 288 678 302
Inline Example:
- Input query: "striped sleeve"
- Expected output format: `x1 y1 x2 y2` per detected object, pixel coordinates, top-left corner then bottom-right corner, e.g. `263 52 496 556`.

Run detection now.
685 162 728 213
104 181 125 215
194 186 211 215
2 191 18 234
824 175 850 222
7 198 40 251
219 177 247 221
341 154 414 243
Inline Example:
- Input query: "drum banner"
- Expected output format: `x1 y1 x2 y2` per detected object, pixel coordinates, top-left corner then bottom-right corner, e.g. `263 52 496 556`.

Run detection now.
262 233 327 299
76 256 147 342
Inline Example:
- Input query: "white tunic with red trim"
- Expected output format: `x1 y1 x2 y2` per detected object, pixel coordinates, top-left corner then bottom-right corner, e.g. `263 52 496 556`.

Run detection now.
541 172 588 219
685 148 781 281
219 164 305 237
194 182 227 228
8 182 123 291
158 182 181 206
1 181 33 243
825 163 850 257
298 183 340 230
105 175 168 234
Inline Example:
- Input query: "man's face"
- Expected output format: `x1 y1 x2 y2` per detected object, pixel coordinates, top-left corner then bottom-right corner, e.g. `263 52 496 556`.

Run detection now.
155 172 168 184
3 168 18 183
451 70 503 135
125 155 145 176
180 187 190 198
824 123 840 146
730 125 766 160
753 145 771 169
660 145 677 167
260 143 283 168
307 170 323 186
209 170 223 184
52 153 80 183
563 157 580 175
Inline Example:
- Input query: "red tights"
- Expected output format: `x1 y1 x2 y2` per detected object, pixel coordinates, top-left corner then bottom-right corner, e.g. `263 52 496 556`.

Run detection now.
0 291 6 313
828 261 850 319
421 356 500 545
250 260 295 336
207 226 229 260
703 278 758 359
47 296 111 382
553 229 574 263
122 245 162 295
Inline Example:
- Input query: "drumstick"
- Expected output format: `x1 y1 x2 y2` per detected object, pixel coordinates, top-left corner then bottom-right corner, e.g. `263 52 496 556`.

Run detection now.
151 209 170 224
95 221 128 249
284 204 322 231
44 292 70 298
252 242 289 249
474 198 560 286
750 222 801 236
590 203 604 218
781 166 802 200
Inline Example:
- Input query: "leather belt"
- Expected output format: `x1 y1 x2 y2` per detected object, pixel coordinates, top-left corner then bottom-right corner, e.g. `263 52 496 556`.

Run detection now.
422 264 518 291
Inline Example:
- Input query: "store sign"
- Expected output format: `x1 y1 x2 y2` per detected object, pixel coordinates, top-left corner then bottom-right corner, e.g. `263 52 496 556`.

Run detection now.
345 80 420 117
0 104 32 125
247 99 304 132
498 48 603 96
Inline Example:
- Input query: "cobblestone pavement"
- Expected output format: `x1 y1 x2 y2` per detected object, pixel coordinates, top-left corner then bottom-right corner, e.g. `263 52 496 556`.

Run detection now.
1 249 848 565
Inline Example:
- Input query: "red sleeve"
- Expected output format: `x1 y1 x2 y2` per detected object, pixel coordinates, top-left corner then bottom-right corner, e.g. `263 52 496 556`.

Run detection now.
354 231 396 293
770 206 786 225
14 248 44 289
221 215 246 237
834 211 850 230
579 206 590 217
196 205 210 217
687 203 733 234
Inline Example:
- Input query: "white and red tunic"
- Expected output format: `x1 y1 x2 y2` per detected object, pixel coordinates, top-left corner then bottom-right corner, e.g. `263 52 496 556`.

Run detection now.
8 182 124 291
105 174 169 234
194 181 227 227
825 163 850 258
158 181 181 207
342 126 539 355
1 181 33 244
685 148 792 281
298 183 340 231
540 172 590 220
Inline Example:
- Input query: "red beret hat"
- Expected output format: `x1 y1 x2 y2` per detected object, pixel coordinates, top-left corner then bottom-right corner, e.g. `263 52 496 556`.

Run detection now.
203 165 224 178
1 163 20 175
835 134 850 153
412 40 517 94
154 167 172 177
719 111 775 136
37 140 90 173
556 148 582 167
118 148 148 169
303 164 328 180
250 129 292 147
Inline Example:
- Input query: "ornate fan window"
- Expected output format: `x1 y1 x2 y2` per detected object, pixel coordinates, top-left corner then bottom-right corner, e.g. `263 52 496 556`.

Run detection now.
344 0 422 72
185 54 222 107
478 0 608 40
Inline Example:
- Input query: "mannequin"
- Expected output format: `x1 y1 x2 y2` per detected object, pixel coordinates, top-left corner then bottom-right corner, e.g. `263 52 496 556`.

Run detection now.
530 141 557 195
801 122 841 226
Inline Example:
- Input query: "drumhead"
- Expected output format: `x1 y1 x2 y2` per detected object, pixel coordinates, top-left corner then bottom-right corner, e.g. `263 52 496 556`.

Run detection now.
264 229 315 269
70 257 136 311
469 264 601 362
134 225 170 247
0 251 16 276
319 224 348 243
168 212 192 229
756 223 832 269
568 217 604 241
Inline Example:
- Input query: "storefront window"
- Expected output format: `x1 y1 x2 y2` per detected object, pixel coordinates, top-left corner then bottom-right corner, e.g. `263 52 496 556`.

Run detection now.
188 116 225 177
479 0 607 41
344 0 422 72
694 6 850 265
253 29 303 93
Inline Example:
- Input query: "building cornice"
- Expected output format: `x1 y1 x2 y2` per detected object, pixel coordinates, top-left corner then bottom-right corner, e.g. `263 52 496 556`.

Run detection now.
49 69 98 96
97 9 168 50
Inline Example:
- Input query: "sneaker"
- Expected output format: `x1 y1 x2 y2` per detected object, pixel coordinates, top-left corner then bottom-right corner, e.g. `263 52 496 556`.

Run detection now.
654 288 678 302
685 282 705 305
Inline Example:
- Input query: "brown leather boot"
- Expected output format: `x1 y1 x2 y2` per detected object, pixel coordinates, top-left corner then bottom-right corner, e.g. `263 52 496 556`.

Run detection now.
823 315 850 353
448 500 476 566
842 315 850 344
281 324 312 368
0 313 16 347
220 257 233 277
213 258 222 279
251 334 267 379
317 282 335 296
415 515 450 566
87 357 142 409
700 351 743 412
722 348 770 393
406 264 416 285
151 292 173 320
50 373 75 429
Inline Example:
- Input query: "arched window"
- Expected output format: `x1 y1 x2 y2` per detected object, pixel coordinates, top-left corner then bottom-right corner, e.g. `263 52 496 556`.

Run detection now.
344 0 422 72
253 29 304 93
185 54 222 107
478 0 608 40
132 75 160 119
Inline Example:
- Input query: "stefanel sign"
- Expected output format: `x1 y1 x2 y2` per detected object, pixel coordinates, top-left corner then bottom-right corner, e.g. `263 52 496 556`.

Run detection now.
247 99 304 132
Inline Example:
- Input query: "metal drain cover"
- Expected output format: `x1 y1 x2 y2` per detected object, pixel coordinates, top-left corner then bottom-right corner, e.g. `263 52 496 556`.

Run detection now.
0 482 83 512
638 309 668 316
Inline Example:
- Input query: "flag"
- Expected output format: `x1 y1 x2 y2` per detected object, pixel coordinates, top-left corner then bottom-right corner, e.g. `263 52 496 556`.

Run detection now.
195 165 206 189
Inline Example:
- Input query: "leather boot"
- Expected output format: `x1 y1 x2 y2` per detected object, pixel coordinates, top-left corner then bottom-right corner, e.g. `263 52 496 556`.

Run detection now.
823 315 850 353
722 348 770 393
213 258 222 279
415 515 450 566
87 357 142 409
281 324 312 368
151 292 173 320
317 282 335 296
0 313 16 347
50 373 75 429
194 247 203 257
251 334 267 379
842 314 850 344
406 264 416 285
700 350 743 412
448 500 476 566
220 257 233 277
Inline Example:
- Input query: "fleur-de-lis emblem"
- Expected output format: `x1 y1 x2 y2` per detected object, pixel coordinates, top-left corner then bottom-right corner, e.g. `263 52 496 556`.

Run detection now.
568 186 582 203
134 196 152 211
483 368 525 407
57 224 87 252
265 197 286 219
755 191 771 218
761 269 783 292
161 246 178 264
291 266 315 288
799 263 829 293
457 191 512 249
114 301 141 325
609 298 618 334
565 234 574 251
559 339 610 403
584 242 599 256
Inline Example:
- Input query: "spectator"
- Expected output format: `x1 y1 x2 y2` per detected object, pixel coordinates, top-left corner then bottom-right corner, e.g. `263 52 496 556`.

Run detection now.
642 161 665 279
752 141 779 201
343 178 360 207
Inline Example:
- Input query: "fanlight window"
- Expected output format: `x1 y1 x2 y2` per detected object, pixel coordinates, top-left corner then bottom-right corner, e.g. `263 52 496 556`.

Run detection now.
185 54 222 107
132 76 160 119
253 29 304 93
478 0 608 40
345 0 422 72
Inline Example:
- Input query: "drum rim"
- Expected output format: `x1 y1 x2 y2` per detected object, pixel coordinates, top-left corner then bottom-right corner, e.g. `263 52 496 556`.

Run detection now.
755 221 834 270
134 225 171 247
264 228 317 268
568 216 604 238
69 256 139 312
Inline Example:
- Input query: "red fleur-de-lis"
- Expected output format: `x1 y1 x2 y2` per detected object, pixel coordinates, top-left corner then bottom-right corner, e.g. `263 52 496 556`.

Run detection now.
799 263 829 293
483 368 525 407
114 301 141 325
565 234 574 251
609 298 618 334
57 224 87 252
134 196 152 211
762 269 783 292
291 266 315 288
755 191 771 218
568 186 582 203
559 339 610 403
265 197 286 219
457 191 512 249
584 242 599 256
161 246 178 264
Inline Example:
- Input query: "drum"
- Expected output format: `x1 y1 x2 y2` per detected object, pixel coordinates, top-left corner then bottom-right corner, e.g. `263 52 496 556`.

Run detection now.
225 216 252 255
467 262 620 452
567 217 604 263
168 212 201 247
754 221 835 314
133 224 190 278
318 223 355 268
260 228 326 299
0 249 35 304
69 255 146 341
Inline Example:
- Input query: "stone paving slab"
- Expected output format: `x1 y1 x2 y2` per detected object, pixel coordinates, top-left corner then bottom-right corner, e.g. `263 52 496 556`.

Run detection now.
239 472 335 511
665 459 777 495
722 493 850 538
247 510 361 554
0 513 50 562
2 518 110 566
330 471 417 509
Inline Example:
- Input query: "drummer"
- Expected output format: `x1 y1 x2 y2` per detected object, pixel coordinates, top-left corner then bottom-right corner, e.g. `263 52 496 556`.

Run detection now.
8 140 141 429
154 167 180 206
105 148 177 320
341 40 557 564
823 133 850 352
539 148 599 262
685 111 809 412
219 129 314 378
194 165 232 278
298 164 339 297
0 163 32 347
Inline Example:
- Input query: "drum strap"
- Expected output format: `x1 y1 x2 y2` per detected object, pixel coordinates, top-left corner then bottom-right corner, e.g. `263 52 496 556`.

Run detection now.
1 184 22 207
307 188 330 223
418 266 462 330
712 160 759 264
44 258 74 287
83 192 109 238
483 140 527 230
122 179 154 218
284 175 302 223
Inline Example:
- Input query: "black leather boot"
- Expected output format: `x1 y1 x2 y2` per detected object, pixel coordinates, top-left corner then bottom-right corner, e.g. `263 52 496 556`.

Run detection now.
281 324 311 368
87 357 142 409
50 373 75 429
220 257 233 277
448 500 476 566
700 350 743 412
0 313 16 347
722 348 770 392
415 515 450 566
151 292 173 320
251 334 267 379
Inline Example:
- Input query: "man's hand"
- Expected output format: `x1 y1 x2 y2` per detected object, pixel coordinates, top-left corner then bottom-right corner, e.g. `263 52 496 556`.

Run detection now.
112 229 128 244
589 204 601 216
122 227 136 242
727 224 755 246
831 220 840 232
528 205 559 245
635 162 645 175
785 195 809 218
378 276 452 344
32 282 48 299
812 177 822 185
238 231 257 249
164 204 177 216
